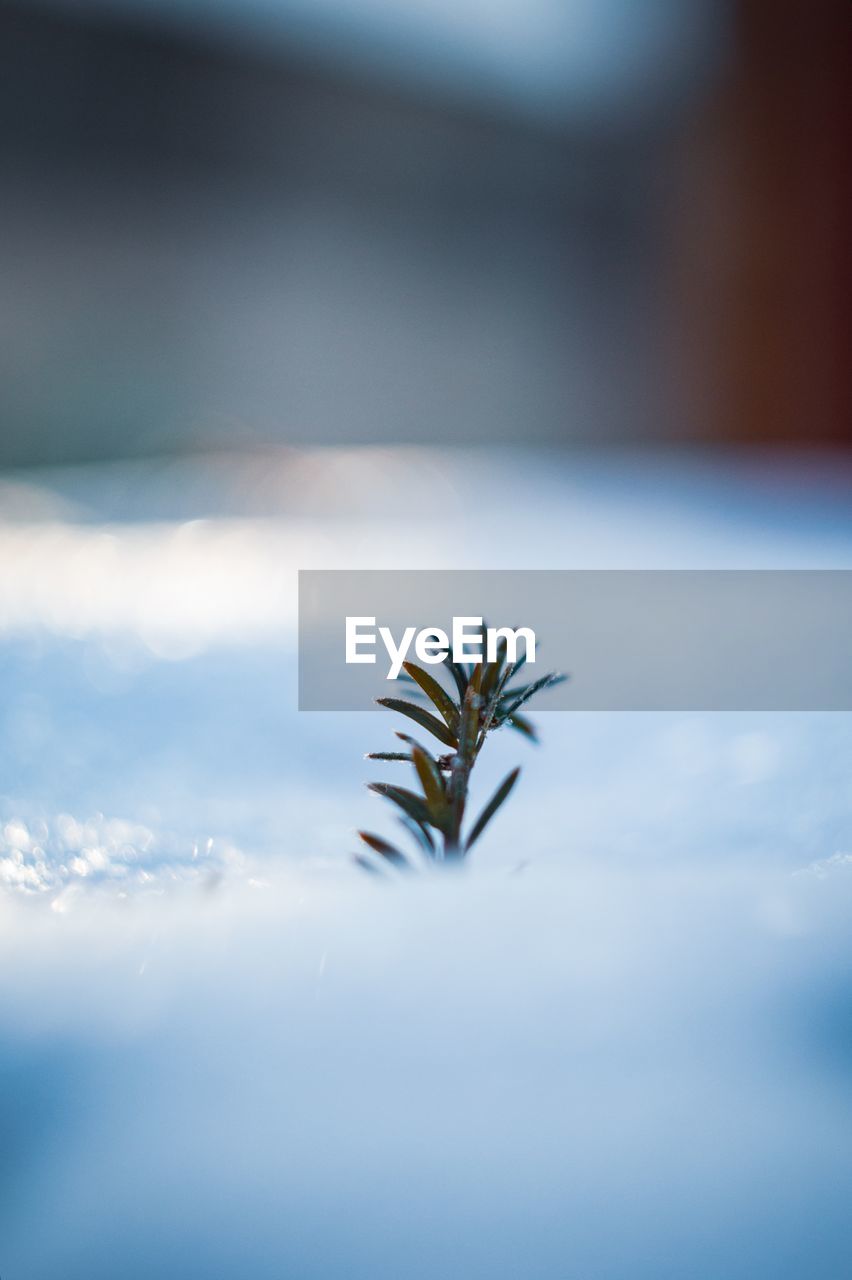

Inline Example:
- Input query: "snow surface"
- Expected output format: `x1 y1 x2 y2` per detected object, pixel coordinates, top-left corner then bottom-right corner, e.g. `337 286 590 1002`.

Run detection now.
0 447 851 1278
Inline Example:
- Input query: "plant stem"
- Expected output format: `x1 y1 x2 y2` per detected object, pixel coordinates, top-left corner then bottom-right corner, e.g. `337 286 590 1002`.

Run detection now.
444 748 471 859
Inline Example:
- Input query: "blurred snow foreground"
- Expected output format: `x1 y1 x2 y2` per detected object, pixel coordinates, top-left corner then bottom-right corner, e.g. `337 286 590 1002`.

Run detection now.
1 859 852 1279
0 447 851 1278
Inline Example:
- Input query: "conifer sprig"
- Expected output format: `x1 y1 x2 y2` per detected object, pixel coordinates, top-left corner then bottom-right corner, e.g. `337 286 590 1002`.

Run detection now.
355 628 566 872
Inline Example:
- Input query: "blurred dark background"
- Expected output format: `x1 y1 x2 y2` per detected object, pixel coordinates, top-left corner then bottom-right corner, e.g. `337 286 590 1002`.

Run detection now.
0 0 849 467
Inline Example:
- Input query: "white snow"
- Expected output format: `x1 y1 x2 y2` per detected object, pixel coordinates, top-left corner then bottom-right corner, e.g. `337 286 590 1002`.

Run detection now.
0 446 850 1278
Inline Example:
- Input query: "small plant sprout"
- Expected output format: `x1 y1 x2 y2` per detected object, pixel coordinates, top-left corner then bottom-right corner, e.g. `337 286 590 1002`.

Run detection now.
354 625 566 873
